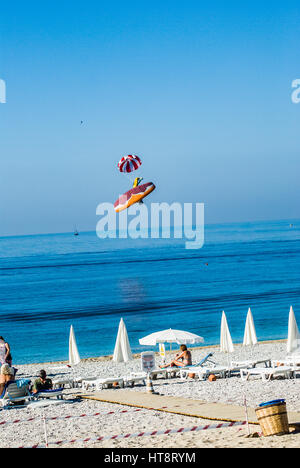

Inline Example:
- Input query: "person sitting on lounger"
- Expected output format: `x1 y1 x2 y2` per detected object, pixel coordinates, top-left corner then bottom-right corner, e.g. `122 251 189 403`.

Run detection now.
159 345 192 369
32 370 53 394
0 364 15 396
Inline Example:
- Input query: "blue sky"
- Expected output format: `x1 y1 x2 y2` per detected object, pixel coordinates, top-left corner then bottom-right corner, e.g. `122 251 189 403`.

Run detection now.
0 1 300 236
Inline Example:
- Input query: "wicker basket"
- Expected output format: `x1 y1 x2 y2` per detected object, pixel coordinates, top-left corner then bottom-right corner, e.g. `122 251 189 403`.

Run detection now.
255 401 289 437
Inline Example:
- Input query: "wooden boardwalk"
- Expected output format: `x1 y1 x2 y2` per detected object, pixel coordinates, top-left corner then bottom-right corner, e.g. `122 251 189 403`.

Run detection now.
78 390 300 426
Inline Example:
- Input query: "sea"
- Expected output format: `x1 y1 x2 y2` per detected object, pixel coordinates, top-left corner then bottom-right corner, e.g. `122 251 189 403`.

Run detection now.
0 219 299 365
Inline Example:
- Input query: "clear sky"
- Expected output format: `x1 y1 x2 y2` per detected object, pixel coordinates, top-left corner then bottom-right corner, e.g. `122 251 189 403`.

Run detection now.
1 0 300 236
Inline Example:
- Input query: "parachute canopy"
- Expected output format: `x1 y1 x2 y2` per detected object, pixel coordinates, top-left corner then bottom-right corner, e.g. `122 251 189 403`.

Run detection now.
118 154 142 173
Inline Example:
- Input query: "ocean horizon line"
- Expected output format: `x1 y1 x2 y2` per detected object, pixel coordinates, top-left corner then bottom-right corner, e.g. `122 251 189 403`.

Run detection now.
0 217 299 240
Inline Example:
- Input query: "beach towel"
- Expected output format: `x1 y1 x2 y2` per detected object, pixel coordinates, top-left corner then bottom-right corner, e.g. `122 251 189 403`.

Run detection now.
15 379 31 389
36 388 64 395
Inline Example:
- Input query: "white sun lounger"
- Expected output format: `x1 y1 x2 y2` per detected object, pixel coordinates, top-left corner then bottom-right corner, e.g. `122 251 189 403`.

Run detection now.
33 389 65 400
124 373 147 387
271 360 300 378
48 365 81 388
130 368 171 381
82 373 147 390
180 363 250 380
231 358 272 369
146 353 217 380
47 365 73 375
145 368 170 379
240 366 293 382
152 367 191 379
52 376 74 389
180 365 229 380
82 377 125 391
70 375 97 388
272 356 300 367
0 381 33 408
291 366 300 378
150 366 204 380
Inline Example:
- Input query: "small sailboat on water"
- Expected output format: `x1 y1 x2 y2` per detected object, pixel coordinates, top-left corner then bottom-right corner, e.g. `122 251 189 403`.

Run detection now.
74 226 79 236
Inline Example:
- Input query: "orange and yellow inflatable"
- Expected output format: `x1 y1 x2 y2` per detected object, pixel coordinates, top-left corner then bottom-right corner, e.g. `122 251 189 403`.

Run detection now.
114 182 156 213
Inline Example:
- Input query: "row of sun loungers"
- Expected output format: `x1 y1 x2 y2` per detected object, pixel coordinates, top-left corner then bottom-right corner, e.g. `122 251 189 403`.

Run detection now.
240 366 294 382
78 362 300 390
75 354 300 390
2 354 300 409
54 353 300 387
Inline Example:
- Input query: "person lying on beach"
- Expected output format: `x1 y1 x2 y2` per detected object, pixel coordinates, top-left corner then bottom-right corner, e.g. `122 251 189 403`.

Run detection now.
159 345 192 369
0 364 15 396
32 370 53 394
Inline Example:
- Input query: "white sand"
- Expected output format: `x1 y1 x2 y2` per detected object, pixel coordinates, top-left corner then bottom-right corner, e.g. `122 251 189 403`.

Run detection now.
1 340 300 448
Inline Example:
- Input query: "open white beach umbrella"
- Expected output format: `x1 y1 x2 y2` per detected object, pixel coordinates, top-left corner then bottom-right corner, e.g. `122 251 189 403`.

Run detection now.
139 329 204 347
287 306 300 354
220 311 234 355
113 318 133 363
69 325 81 366
243 308 258 347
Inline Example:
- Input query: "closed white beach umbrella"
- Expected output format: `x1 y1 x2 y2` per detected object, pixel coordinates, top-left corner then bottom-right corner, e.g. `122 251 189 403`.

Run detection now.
243 308 258 347
139 329 204 346
113 318 133 363
220 311 234 354
69 325 81 366
287 306 300 354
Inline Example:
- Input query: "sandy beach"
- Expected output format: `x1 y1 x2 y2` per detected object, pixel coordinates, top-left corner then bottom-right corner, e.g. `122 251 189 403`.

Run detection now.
1 340 300 449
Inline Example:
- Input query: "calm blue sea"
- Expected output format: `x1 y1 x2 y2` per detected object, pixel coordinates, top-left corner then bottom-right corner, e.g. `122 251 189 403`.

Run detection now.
0 219 299 364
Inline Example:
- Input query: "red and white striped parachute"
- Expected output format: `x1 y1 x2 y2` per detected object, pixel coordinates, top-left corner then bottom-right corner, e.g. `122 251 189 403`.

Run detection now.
117 154 142 173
